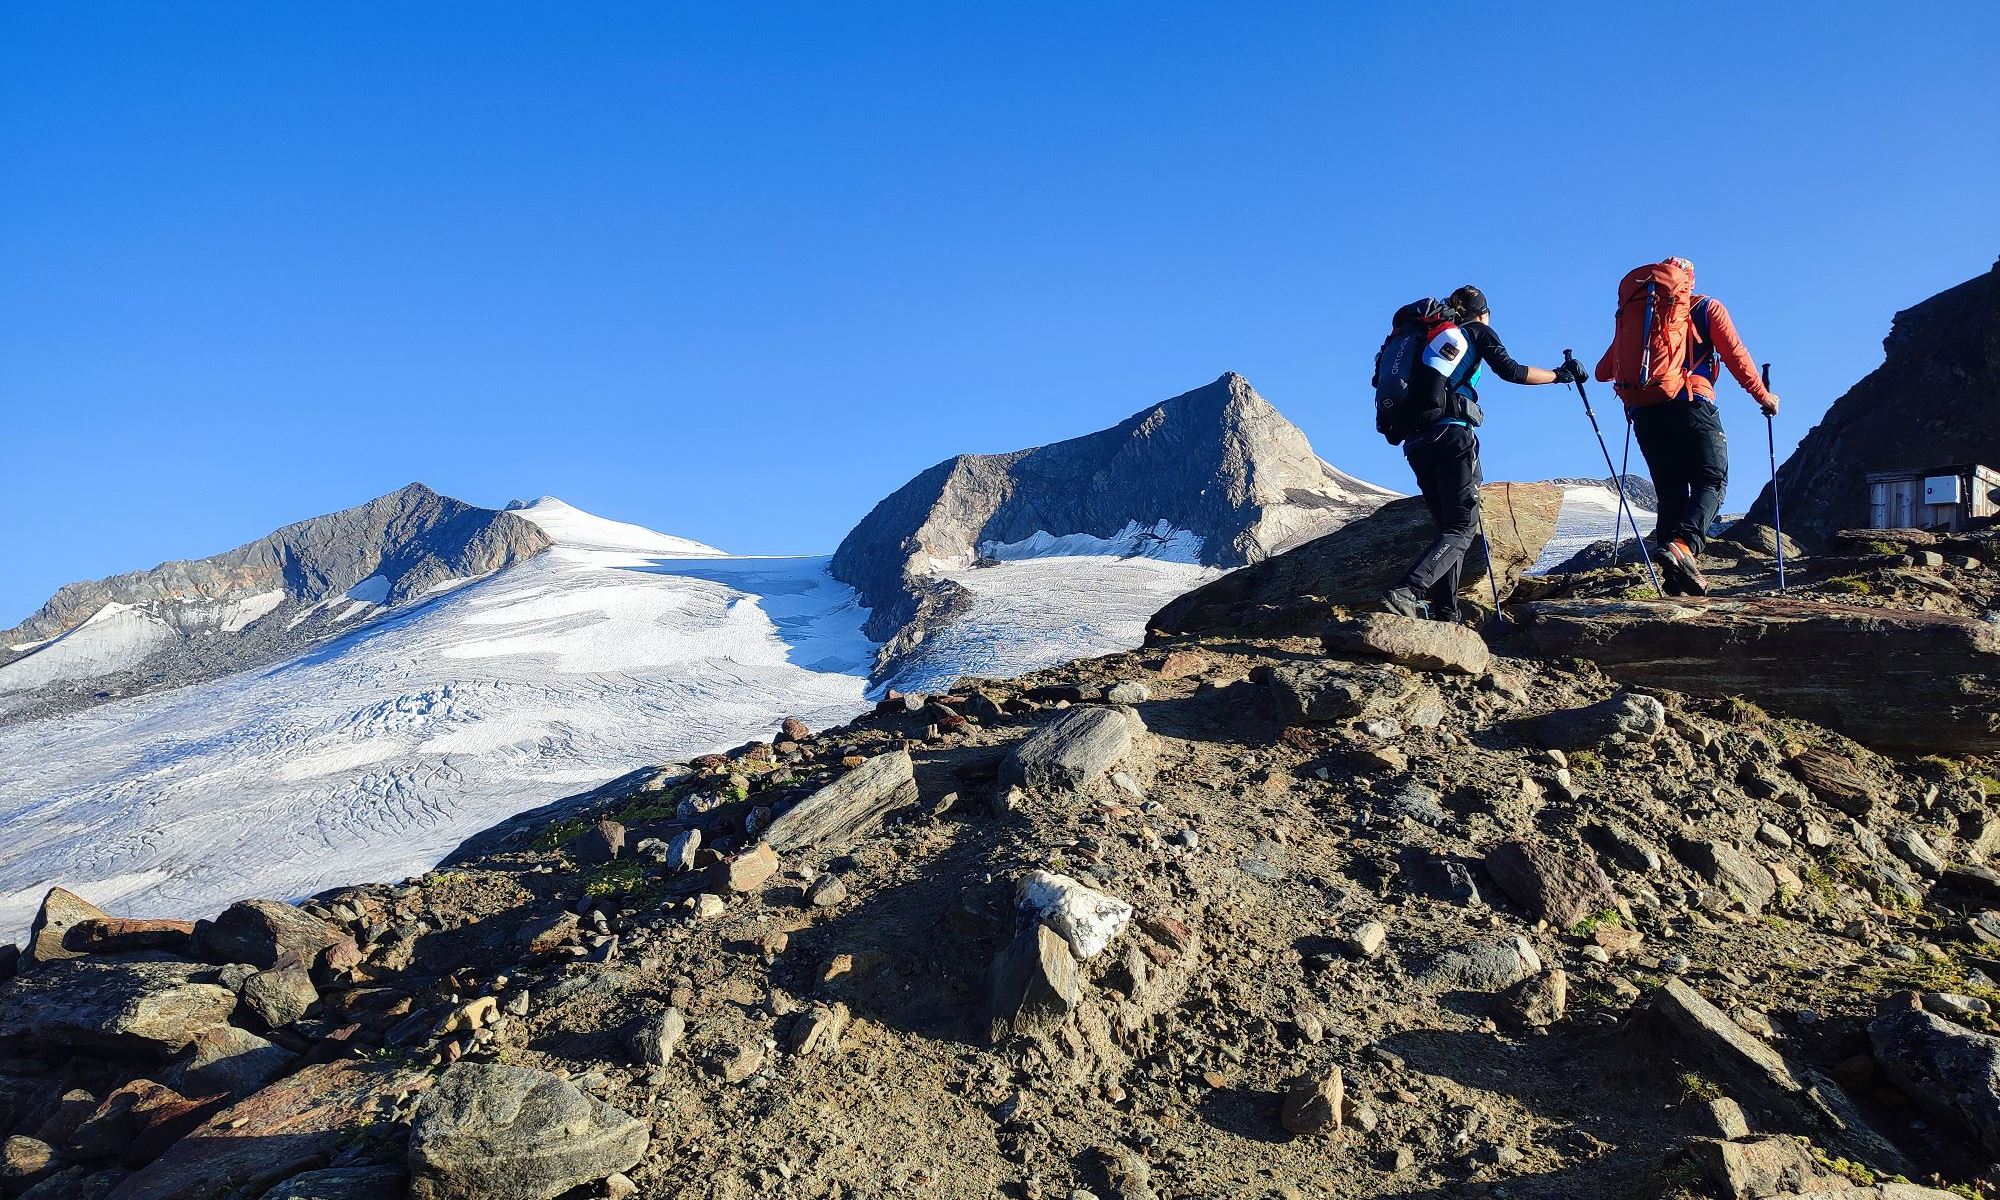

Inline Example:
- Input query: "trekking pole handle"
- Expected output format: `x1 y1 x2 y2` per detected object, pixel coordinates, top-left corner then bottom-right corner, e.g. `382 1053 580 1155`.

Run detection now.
1562 348 1594 410
1761 363 1771 390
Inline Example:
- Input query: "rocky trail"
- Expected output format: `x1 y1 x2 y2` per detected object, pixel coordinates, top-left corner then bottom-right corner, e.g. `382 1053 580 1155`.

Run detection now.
3 522 2000 1200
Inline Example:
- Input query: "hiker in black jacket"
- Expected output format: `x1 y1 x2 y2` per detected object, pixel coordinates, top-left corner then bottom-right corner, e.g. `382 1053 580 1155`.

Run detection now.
1383 285 1582 621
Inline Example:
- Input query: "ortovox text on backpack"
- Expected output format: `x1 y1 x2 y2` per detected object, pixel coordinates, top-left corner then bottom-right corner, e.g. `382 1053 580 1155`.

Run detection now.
1373 298 1457 444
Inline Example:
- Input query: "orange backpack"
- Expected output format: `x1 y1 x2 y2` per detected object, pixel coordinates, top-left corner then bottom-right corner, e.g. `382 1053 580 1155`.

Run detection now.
1607 259 1702 407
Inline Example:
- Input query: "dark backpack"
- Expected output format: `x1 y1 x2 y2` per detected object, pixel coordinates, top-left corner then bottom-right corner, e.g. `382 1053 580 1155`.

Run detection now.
1373 298 1457 444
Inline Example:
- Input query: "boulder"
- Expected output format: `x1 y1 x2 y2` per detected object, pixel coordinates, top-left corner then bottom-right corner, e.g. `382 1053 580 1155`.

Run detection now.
1013 871 1132 960
65 918 196 956
763 751 918 853
789 1003 850 1057
1716 522 1802 561
1688 1135 1819 1200
24 887 108 968
407 1063 649 1200
624 1007 685 1067
1675 840 1779 915
1326 613 1491 675
1523 597 2000 755
1482 838 1616 928
1001 707 1140 794
105 1060 423 1200
68 1080 228 1168
0 957 236 1055
567 820 625 865
1500 969 1567 1028
168 1026 297 1101
1279 1068 1343 1135
710 842 778 894
193 900 344 971
1149 482 1562 637
2 1135 54 1187
515 911 581 957
1413 935 1542 992
1259 661 1442 728
1869 1007 2000 1156
988 924 1082 1040
1532 692 1666 751
19 1165 125 1200
239 959 317 1028
1787 748 1877 816
253 1165 407 1200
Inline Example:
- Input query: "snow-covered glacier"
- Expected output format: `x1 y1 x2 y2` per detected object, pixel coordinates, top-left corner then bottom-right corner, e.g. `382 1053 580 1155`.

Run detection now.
0 499 1229 934
0 500 879 933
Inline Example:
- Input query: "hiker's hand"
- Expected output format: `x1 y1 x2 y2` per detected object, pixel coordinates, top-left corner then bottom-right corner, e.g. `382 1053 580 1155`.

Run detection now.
1758 392 1780 417
1552 360 1584 384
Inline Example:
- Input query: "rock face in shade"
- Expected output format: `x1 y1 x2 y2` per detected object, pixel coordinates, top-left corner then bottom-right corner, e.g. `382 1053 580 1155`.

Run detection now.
1739 260 2000 548
830 373 1394 653
1523 596 2000 755
0 483 550 722
1148 482 1562 637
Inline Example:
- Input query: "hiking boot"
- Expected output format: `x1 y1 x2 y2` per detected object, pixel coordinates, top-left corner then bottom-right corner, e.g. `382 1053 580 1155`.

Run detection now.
1659 539 1709 596
1380 586 1429 620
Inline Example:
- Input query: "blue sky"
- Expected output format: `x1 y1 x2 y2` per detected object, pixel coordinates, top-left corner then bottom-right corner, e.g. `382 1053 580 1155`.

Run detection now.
4 3 1996 623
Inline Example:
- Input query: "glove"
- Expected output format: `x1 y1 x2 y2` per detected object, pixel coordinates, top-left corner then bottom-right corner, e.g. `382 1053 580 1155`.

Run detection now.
1552 360 1584 384
1758 392 1781 417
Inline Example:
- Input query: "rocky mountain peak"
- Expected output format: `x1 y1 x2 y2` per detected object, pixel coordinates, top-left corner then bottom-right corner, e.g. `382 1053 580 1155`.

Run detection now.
0 485 550 721
830 373 1394 648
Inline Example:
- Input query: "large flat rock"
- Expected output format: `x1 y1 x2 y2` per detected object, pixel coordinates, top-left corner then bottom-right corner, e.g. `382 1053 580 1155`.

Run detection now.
106 1060 422 1200
407 1062 648 1200
1150 483 1561 637
763 751 918 854
1524 597 2000 754
1001 706 1141 793
0 957 237 1056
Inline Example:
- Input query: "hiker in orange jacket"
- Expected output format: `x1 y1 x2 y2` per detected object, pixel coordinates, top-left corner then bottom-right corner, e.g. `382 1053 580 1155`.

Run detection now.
1594 259 1779 595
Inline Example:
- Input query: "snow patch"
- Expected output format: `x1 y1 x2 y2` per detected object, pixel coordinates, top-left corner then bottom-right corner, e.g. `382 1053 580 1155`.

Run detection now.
1533 484 1659 573
978 520 1205 565
515 497 726 557
887 551 1224 694
0 603 178 692
346 575 391 605
217 591 286 633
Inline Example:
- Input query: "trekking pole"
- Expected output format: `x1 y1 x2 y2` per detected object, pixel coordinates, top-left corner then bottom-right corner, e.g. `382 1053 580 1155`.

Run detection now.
1564 350 1664 596
1474 498 1507 625
1764 362 1785 592
1611 418 1634 562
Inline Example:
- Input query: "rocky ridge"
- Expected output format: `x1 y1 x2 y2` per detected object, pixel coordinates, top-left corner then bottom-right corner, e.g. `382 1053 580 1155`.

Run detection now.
0 484 549 723
4 538 2000 1197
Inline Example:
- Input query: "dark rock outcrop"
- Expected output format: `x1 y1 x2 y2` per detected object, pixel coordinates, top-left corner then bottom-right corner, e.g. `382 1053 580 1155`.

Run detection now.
1523 596 2000 754
832 373 1393 649
1149 482 1562 637
1740 260 2000 547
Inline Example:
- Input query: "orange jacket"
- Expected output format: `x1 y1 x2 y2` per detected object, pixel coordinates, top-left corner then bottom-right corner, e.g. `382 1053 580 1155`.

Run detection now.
1594 295 1773 407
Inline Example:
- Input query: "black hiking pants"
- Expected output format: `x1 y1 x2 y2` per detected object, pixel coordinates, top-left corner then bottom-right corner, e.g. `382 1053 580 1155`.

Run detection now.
1400 423 1482 614
1632 399 1728 554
